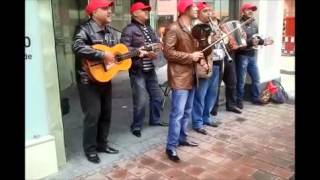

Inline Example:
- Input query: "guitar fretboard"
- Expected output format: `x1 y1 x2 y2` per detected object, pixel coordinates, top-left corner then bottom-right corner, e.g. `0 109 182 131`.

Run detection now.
115 50 139 62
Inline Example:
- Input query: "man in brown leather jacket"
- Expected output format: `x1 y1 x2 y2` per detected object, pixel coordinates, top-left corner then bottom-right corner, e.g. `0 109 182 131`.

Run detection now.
163 0 207 162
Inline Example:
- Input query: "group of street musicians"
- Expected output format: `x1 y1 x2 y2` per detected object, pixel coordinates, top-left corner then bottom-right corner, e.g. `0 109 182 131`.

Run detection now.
72 0 273 163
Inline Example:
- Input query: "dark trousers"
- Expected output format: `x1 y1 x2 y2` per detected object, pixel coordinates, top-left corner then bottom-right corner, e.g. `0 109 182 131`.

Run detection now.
129 68 163 131
211 55 238 114
77 82 112 154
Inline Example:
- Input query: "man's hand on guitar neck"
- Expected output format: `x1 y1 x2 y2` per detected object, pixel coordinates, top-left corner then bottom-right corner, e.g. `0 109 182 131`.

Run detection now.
103 52 115 64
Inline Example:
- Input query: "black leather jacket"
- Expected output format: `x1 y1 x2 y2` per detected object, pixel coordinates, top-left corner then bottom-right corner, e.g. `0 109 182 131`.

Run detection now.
72 19 118 84
120 19 160 72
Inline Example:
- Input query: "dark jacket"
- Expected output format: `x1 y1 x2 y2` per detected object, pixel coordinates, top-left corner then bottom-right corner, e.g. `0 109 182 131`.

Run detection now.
120 19 160 71
237 16 264 56
163 18 199 90
72 19 118 84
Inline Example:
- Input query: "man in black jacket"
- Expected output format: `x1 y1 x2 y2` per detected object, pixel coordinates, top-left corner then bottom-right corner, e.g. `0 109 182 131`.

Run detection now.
120 2 166 138
209 7 242 116
72 0 119 164
235 3 266 109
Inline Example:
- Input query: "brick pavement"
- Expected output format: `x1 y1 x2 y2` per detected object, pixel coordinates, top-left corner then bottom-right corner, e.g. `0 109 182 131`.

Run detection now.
73 102 294 180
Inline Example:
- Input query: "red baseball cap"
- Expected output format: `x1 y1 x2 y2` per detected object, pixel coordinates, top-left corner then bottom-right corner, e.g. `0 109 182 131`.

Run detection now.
240 3 257 13
85 0 114 16
130 2 151 14
197 1 210 12
177 0 194 14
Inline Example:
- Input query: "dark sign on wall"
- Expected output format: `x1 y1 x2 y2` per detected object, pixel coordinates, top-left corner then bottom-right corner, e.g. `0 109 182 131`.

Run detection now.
25 36 32 60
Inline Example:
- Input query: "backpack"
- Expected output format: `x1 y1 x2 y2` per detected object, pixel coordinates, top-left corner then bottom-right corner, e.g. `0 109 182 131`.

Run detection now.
259 81 278 104
270 80 289 104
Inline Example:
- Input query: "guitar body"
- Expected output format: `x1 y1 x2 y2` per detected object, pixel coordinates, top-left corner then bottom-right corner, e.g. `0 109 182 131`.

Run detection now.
85 44 132 83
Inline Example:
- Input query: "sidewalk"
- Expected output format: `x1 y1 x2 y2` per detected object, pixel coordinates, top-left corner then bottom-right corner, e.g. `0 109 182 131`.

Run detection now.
74 102 295 180
46 56 295 180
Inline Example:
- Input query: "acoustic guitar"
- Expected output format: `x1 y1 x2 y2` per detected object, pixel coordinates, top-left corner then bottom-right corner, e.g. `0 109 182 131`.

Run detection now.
252 34 274 49
84 43 161 83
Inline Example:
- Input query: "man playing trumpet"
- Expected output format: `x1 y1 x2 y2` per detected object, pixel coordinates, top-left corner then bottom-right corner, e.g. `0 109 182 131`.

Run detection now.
191 1 224 135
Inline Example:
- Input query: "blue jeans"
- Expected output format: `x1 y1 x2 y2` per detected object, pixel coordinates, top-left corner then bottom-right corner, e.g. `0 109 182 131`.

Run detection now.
166 88 195 151
236 54 260 102
192 65 220 129
129 69 163 131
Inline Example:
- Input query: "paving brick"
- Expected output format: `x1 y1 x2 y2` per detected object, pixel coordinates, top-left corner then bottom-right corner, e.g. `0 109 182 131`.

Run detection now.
271 167 294 179
141 172 168 180
117 159 138 170
128 164 152 177
176 148 195 161
144 149 162 160
104 167 130 179
253 152 293 169
163 168 197 180
223 150 243 161
234 174 254 180
211 167 241 180
197 172 220 180
241 157 276 173
226 144 259 157
204 152 226 164
234 164 258 176
186 156 211 168
137 156 157 166
147 160 171 173
252 170 280 180
125 175 141 180
182 164 206 177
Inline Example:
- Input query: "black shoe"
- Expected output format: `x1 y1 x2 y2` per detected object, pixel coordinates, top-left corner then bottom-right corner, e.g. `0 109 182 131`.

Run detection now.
211 110 218 116
179 141 198 147
132 130 141 137
226 106 242 114
85 153 100 164
204 122 219 127
194 128 207 135
166 149 180 162
97 146 119 154
236 101 243 109
150 122 168 126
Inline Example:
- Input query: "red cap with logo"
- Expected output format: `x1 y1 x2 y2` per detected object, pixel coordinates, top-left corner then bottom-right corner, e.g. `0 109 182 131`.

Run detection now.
177 0 194 14
197 1 210 12
85 0 114 16
240 3 257 13
130 2 151 14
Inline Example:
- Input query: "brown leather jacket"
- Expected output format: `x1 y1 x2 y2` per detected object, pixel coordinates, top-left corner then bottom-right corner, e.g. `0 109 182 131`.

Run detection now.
163 18 198 90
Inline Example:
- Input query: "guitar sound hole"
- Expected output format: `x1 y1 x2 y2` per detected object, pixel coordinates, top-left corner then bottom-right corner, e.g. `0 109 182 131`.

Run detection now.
115 54 122 62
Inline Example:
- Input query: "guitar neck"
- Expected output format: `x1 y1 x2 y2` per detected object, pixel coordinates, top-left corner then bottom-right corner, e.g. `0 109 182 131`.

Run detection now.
115 49 139 62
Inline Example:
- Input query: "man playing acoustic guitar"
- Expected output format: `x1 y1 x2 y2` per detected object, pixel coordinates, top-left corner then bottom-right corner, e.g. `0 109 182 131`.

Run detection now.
72 0 119 164
120 2 167 138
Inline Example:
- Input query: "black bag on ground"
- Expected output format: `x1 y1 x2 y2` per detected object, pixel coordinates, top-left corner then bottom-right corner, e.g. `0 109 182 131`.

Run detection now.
270 80 289 104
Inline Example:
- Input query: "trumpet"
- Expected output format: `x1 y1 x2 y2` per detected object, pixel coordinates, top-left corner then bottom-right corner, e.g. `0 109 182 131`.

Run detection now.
208 17 233 62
